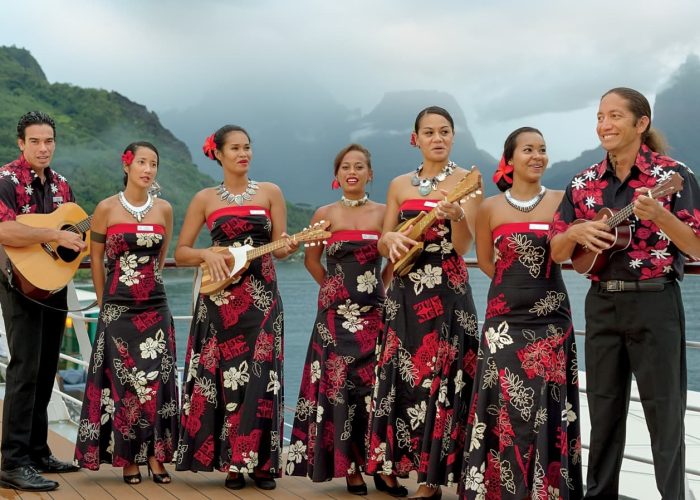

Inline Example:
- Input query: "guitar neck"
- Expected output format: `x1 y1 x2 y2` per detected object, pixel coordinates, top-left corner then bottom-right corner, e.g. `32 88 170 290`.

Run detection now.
606 204 634 228
72 216 93 234
414 210 439 235
245 240 284 261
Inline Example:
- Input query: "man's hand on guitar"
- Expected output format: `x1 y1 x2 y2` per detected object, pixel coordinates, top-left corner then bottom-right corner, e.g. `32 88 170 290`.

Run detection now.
569 217 616 254
384 225 419 263
202 248 233 284
56 229 88 252
633 189 666 222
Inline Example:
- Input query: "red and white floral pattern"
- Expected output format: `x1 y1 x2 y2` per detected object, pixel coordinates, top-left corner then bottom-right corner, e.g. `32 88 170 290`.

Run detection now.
367 200 479 488
74 224 178 470
461 223 583 499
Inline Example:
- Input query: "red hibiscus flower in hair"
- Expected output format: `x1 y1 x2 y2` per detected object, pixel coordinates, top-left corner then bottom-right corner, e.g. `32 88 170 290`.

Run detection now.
202 133 217 159
492 155 513 185
121 150 135 166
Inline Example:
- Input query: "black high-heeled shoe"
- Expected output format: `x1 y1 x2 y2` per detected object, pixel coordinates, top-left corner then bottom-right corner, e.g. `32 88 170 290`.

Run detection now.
346 475 368 495
373 473 408 497
147 463 171 484
123 467 142 484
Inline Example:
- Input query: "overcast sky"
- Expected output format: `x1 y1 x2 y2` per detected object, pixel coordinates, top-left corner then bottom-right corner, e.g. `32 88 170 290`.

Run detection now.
2 0 700 163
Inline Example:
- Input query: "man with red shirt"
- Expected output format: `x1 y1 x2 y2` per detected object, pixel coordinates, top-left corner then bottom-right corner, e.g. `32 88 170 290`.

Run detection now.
0 112 85 491
550 88 700 499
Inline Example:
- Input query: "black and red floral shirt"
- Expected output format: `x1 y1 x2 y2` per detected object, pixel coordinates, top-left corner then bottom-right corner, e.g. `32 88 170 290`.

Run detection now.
0 155 74 221
551 144 700 281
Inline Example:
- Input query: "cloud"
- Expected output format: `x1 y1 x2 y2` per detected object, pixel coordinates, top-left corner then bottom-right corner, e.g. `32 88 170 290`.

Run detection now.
1 0 699 161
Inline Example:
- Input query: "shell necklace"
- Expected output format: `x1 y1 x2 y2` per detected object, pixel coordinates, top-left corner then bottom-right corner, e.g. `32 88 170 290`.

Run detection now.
217 179 259 205
118 191 154 222
340 194 369 207
504 186 547 212
411 161 456 196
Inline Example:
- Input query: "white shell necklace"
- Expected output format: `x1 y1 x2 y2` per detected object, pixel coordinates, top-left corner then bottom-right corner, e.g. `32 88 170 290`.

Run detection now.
340 194 369 207
118 191 154 222
504 186 547 212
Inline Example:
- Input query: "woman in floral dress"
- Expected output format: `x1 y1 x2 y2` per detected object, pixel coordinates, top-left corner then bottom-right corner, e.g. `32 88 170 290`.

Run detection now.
367 107 482 499
75 142 178 484
174 125 297 491
461 127 583 499
287 144 389 494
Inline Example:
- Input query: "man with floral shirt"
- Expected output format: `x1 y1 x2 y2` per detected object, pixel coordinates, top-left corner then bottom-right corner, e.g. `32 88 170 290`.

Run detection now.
0 112 85 492
550 88 700 499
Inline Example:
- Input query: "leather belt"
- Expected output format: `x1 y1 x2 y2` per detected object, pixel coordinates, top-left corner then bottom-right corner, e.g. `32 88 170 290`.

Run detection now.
597 277 674 293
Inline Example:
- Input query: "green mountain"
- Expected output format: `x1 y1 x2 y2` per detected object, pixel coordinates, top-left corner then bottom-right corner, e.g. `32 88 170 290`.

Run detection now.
0 46 314 244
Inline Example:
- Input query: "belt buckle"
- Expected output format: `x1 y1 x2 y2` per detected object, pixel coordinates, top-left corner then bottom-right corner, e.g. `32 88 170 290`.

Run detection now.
605 280 623 292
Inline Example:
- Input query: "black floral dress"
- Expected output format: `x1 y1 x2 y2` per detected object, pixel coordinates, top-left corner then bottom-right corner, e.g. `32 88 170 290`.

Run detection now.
366 199 480 487
460 222 583 499
75 223 178 469
288 230 384 480
176 206 284 476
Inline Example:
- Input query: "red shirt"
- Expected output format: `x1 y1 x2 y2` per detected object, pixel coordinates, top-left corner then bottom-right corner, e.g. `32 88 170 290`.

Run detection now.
550 144 700 281
0 155 74 221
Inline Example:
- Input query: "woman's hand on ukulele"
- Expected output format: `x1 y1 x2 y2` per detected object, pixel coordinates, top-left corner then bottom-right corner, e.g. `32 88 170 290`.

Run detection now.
280 232 300 258
202 248 233 284
384 225 419 263
569 216 616 254
436 189 465 222
633 188 666 221
56 229 88 252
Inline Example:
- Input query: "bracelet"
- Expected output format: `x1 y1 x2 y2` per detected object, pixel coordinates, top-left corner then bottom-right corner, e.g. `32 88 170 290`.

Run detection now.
454 206 465 223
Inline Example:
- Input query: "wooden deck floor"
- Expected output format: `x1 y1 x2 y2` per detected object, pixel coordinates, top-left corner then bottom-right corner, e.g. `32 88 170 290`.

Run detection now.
0 402 459 500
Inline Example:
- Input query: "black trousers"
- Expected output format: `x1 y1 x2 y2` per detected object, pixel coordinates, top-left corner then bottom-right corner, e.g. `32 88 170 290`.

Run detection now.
0 273 67 470
583 282 686 500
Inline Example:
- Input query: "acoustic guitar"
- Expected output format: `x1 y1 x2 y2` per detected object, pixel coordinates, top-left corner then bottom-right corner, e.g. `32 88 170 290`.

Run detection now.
199 220 332 295
393 169 482 277
571 171 684 276
0 202 92 300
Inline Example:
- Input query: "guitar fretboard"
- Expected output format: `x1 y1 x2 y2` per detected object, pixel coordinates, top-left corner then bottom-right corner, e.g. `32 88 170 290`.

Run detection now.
246 239 286 260
606 205 634 228
68 216 93 234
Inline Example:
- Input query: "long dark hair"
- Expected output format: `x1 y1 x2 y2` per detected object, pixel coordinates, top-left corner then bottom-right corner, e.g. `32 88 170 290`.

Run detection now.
493 127 544 192
601 87 667 154
122 141 159 187
413 106 454 132
205 125 251 166
333 143 372 175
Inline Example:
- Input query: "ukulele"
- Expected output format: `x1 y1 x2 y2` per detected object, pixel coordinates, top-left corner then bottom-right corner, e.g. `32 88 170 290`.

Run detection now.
393 169 482 277
199 220 331 295
0 202 92 300
571 171 684 276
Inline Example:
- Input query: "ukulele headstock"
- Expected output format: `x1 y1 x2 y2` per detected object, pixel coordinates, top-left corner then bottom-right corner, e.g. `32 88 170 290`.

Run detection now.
297 220 331 247
448 168 483 204
648 171 684 199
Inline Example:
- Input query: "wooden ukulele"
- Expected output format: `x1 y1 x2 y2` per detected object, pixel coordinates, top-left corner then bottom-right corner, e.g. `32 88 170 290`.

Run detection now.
199 220 332 295
393 169 482 276
0 202 92 300
571 171 684 276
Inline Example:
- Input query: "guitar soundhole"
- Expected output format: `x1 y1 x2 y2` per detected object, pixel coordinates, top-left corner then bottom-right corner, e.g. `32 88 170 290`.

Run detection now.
55 224 85 262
